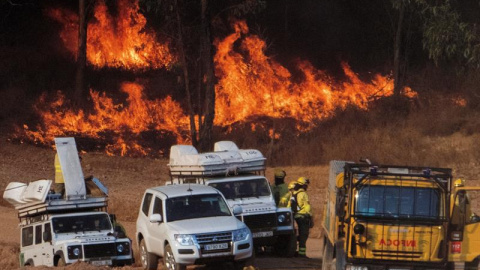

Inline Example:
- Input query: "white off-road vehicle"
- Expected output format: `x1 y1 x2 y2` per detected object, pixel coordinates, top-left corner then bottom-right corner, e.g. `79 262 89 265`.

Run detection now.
3 137 133 267
136 184 253 270
168 141 297 257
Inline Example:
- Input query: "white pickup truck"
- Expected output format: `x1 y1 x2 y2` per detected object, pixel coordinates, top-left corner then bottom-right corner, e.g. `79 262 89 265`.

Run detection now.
168 141 297 257
136 184 253 270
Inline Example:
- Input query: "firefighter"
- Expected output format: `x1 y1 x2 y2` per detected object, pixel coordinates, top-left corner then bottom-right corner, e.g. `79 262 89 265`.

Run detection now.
289 177 312 258
54 153 65 195
271 169 288 206
279 181 296 207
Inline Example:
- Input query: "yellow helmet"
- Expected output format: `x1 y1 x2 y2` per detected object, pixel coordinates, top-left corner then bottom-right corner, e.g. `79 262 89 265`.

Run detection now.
454 179 465 187
274 169 286 178
297 177 310 185
288 181 296 190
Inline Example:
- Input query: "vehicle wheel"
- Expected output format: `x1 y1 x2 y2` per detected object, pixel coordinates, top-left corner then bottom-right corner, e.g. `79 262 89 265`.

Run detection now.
465 258 479 270
274 233 297 258
164 243 186 270
57 254 66 267
140 239 158 270
321 237 334 270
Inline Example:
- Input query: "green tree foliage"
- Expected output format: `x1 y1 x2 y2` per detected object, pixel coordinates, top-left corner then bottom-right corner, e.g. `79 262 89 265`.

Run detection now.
419 0 480 68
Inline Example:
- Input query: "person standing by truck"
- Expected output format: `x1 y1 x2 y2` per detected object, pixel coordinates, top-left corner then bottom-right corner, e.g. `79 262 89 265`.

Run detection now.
279 181 296 207
289 177 312 258
271 169 288 206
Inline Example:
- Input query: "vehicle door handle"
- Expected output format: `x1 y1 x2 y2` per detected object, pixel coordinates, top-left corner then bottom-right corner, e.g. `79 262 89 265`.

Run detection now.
33 255 36 258
42 253 45 255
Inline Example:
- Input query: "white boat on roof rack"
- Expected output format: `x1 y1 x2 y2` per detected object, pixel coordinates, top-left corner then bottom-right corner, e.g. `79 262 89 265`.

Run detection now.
168 141 266 177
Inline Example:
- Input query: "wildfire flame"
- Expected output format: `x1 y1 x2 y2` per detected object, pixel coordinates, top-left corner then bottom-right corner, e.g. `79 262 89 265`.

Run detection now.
18 14 418 156
47 0 175 70
214 21 416 130
21 82 189 157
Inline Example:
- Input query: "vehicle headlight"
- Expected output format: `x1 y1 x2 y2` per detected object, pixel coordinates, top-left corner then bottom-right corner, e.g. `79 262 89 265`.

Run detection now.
116 242 130 255
67 245 82 259
175 234 195 246
277 211 292 226
233 228 250 242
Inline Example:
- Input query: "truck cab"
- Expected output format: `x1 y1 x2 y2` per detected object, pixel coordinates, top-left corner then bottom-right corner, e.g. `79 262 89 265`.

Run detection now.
168 141 296 257
322 161 452 270
20 211 132 267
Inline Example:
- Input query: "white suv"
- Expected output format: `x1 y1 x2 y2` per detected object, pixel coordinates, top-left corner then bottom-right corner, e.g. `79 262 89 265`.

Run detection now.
136 184 253 270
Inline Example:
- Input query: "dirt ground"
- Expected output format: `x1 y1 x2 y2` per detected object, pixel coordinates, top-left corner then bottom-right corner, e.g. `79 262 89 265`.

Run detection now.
0 138 326 270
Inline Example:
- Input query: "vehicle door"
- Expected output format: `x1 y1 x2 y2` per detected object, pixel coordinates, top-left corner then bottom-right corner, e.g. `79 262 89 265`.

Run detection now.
449 187 480 262
40 222 54 266
20 226 35 266
148 196 167 255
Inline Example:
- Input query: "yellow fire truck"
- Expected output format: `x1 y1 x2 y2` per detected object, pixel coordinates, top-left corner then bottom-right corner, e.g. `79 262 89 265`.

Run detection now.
322 161 480 270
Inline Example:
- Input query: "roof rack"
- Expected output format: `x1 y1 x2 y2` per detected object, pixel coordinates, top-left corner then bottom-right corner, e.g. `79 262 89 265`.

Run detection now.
17 195 108 219
343 163 453 192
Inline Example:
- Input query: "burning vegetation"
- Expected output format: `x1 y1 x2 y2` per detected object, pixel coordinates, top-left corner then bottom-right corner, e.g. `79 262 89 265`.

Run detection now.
15 1 417 158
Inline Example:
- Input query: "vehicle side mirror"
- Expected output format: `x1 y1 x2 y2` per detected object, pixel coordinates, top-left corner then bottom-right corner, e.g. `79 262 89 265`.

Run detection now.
43 231 52 242
233 205 243 215
149 213 162 223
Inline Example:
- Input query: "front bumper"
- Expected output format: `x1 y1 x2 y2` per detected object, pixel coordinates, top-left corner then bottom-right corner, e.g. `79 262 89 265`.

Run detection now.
173 239 252 265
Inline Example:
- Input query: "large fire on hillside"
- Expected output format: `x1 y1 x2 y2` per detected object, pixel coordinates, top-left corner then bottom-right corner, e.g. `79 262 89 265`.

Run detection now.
16 1 416 157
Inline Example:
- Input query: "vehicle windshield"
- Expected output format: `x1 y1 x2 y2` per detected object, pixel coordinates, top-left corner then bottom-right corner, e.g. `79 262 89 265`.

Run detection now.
209 178 271 200
355 185 441 219
166 194 232 222
52 213 112 233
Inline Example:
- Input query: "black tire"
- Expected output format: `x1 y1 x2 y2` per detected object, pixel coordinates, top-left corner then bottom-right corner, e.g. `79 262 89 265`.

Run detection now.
335 240 346 270
322 237 334 270
233 260 247 270
465 258 479 270
164 243 186 270
274 233 297 257
140 239 158 270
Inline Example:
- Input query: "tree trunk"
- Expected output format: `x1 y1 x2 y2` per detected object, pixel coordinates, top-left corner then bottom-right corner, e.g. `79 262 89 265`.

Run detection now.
174 0 197 145
198 0 215 152
74 0 87 105
393 1 404 98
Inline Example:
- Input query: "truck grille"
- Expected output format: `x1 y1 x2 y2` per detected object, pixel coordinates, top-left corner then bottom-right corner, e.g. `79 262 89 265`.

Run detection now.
196 232 232 254
84 243 116 258
196 232 232 243
242 213 276 229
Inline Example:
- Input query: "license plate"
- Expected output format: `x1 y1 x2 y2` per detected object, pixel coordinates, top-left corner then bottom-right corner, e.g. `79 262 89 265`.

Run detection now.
204 243 228 251
252 231 273 238
91 260 112 266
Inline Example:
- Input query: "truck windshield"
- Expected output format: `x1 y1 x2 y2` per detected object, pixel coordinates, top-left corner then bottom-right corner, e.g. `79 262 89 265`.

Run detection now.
209 178 271 200
166 194 232 222
355 185 441 219
52 213 112 233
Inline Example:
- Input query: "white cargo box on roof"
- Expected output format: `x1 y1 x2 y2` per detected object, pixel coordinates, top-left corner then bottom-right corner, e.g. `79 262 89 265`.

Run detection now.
168 141 266 176
3 182 28 207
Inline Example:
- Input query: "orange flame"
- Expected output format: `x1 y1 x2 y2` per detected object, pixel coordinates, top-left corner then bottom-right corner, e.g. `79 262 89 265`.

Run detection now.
47 0 175 70
18 18 420 156
20 82 189 156
214 21 416 131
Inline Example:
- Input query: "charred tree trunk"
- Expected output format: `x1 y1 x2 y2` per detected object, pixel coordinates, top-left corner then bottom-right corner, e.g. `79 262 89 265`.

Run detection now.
74 0 87 105
174 0 197 145
198 0 215 152
393 1 404 98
